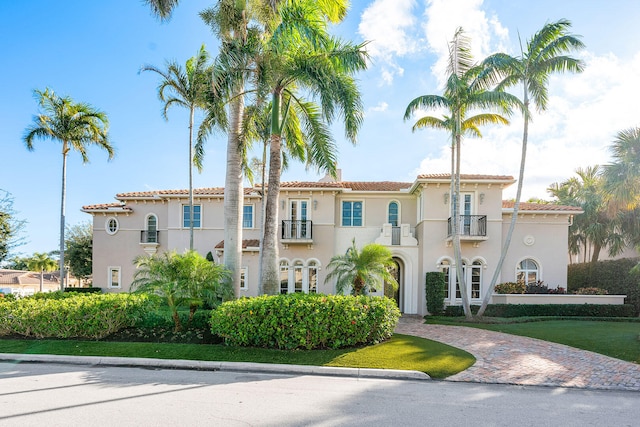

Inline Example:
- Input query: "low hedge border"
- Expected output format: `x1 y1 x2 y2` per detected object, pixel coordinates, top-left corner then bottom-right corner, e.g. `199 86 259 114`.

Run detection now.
443 303 635 318
211 293 401 350
0 293 155 339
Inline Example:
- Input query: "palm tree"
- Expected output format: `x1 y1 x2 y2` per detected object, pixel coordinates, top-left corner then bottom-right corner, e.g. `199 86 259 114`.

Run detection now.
141 44 216 250
325 239 398 296
476 20 585 317
258 0 368 294
26 252 57 293
24 88 113 290
404 28 518 318
548 166 624 263
603 127 640 210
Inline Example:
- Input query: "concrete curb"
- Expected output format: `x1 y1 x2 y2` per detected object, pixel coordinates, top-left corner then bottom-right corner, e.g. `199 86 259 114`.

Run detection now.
0 353 430 381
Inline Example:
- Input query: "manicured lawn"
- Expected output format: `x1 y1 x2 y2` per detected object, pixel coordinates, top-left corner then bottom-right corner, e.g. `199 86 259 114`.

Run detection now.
0 333 475 379
428 318 640 364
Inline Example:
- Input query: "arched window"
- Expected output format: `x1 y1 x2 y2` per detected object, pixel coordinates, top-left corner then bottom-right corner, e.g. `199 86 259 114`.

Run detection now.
106 217 119 235
517 258 539 285
471 260 482 299
279 260 290 294
145 214 158 243
439 260 451 299
388 201 399 227
307 260 319 294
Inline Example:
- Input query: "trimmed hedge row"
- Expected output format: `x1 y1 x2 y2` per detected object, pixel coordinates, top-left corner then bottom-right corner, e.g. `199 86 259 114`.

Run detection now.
211 294 401 350
425 272 446 315
444 303 635 318
0 293 155 339
568 258 640 315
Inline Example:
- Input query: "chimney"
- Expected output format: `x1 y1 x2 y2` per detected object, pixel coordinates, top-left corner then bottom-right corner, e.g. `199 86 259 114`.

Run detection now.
318 168 342 183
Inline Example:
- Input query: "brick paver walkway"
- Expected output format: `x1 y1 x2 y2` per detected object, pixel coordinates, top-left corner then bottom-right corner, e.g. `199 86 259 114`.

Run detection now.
395 316 640 391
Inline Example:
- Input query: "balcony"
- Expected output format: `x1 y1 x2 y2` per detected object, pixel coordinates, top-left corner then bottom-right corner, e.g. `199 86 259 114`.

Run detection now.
375 224 418 247
140 230 159 254
447 215 487 242
281 220 312 244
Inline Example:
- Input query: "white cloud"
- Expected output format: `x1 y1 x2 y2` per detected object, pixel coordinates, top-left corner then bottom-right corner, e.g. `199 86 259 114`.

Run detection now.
423 0 509 85
369 101 389 113
415 51 640 201
358 0 420 84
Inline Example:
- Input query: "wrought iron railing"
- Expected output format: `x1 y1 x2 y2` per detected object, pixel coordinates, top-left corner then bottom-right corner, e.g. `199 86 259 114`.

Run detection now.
281 220 312 240
140 230 159 244
447 215 487 237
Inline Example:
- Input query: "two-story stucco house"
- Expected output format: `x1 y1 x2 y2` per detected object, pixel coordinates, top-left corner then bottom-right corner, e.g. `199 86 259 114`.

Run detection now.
82 173 582 316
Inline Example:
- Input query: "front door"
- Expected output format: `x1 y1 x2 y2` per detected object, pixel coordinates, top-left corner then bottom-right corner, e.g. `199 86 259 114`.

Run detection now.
385 258 403 312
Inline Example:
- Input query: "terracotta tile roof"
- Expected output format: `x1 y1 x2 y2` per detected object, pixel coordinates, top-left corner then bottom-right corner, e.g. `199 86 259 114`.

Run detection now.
214 239 261 249
502 201 583 213
418 173 515 181
279 181 412 191
116 187 258 199
81 202 133 212
0 269 60 286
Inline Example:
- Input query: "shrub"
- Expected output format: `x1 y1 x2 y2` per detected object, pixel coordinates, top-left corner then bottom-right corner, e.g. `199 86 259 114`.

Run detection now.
211 294 401 350
0 293 155 339
568 258 640 315
525 281 549 294
494 282 525 294
425 272 446 315
443 303 634 318
64 287 102 293
574 287 608 295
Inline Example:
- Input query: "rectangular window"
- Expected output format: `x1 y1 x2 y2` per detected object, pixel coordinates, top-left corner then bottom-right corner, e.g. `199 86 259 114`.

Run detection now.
240 267 248 290
108 267 121 289
342 201 363 226
182 204 201 228
243 205 254 228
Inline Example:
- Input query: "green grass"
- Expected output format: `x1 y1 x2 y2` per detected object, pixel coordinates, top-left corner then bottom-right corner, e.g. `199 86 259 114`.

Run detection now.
0 334 475 379
428 318 640 364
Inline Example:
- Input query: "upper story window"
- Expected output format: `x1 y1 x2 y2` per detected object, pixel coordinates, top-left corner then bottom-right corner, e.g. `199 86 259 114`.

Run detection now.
517 258 539 285
144 214 158 243
342 201 363 227
182 204 201 228
243 205 254 228
106 217 119 235
388 201 399 226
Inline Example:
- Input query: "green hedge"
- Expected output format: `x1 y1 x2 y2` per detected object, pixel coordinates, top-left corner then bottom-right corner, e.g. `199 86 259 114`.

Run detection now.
0 293 155 339
444 303 635 318
63 287 102 293
211 294 401 350
568 258 640 315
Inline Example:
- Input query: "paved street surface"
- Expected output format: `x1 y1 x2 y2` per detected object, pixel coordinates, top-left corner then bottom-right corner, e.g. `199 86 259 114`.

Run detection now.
0 362 638 427
396 316 640 391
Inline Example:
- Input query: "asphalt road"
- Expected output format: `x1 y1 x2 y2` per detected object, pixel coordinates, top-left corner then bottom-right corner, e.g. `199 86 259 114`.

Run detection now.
0 361 637 426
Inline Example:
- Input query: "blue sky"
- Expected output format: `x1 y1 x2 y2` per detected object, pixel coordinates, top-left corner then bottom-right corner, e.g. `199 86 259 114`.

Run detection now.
2 0 640 257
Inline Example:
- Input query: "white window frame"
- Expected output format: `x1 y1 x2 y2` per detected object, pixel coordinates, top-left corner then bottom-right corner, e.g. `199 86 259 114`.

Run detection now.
388 200 400 227
279 258 321 294
108 266 121 289
182 204 202 229
240 267 248 290
243 205 254 229
516 258 541 285
341 200 363 227
105 217 119 235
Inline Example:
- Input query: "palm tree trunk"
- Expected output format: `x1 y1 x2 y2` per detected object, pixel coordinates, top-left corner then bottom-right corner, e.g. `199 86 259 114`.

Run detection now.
452 133 471 319
189 106 195 251
39 270 44 293
257 138 267 295
477 95 530 317
261 131 282 295
59 143 68 291
225 94 245 297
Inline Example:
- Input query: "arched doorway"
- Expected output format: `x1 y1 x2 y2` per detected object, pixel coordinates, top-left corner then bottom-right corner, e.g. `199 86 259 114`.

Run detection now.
385 257 404 312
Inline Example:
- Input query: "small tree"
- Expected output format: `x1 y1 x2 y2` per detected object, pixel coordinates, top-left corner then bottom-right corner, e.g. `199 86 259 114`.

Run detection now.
26 252 57 293
0 190 26 263
325 239 398 296
131 250 232 331
425 272 446 315
65 222 93 286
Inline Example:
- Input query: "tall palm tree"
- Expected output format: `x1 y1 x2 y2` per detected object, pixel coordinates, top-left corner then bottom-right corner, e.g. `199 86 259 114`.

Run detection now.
258 0 368 294
141 44 215 250
325 239 398 296
477 20 585 316
404 28 518 318
26 252 57 293
24 88 113 290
